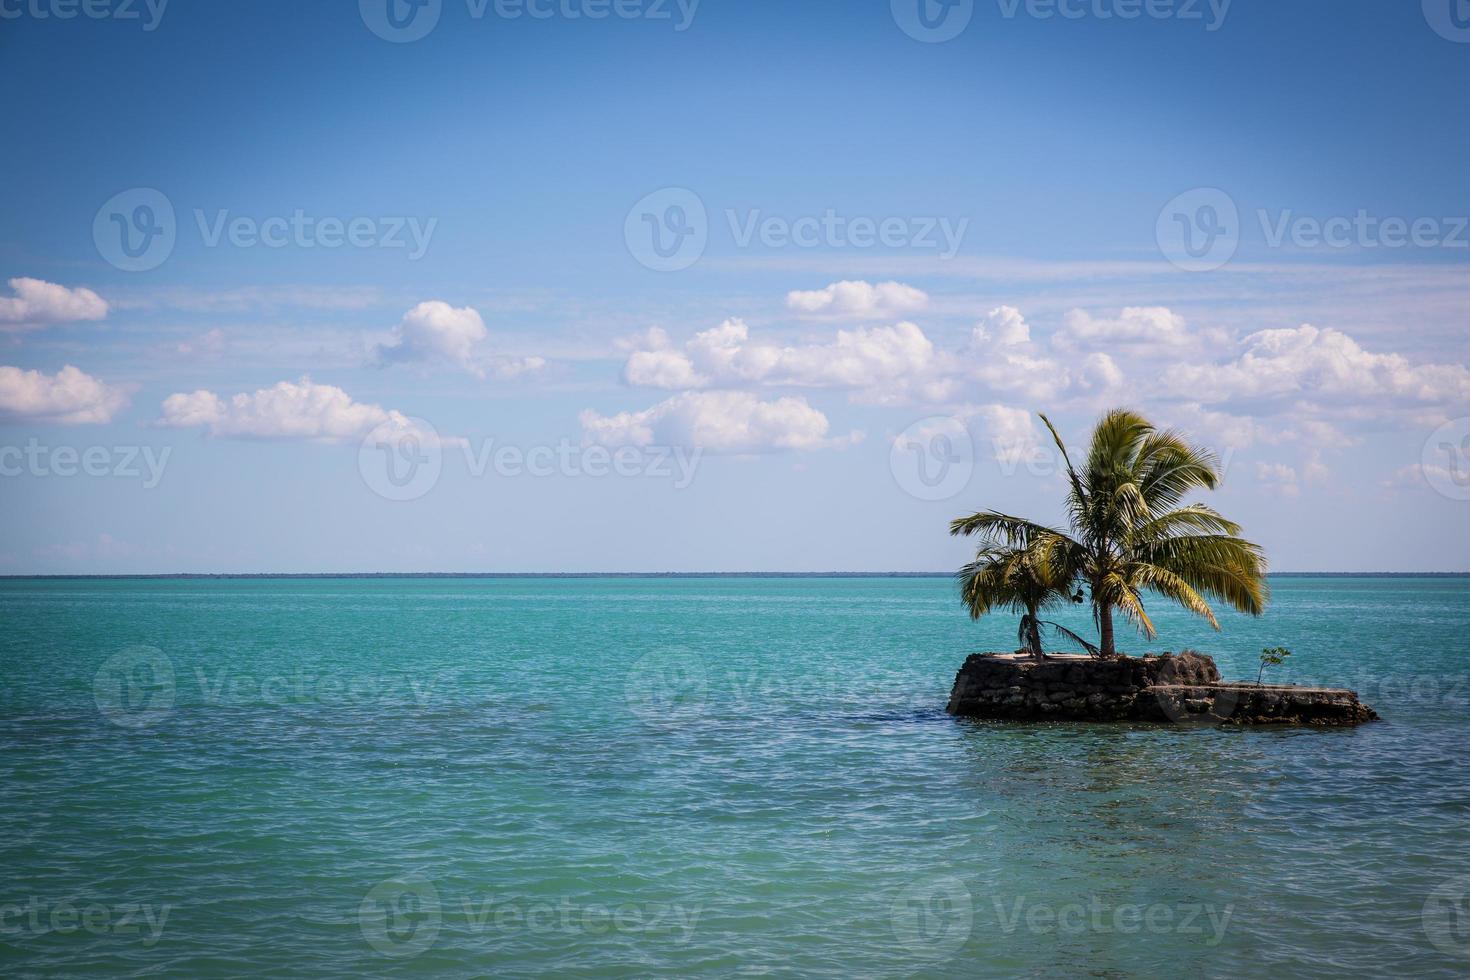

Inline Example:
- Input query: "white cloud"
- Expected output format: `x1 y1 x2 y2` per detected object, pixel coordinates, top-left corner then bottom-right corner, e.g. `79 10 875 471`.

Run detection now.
964 307 1074 401
175 328 228 359
621 317 936 402
614 298 1468 468
1163 324 1470 407
963 403 1041 465
374 301 545 380
1384 463 1448 491
579 390 861 453
1254 461 1301 497
1301 451 1331 483
158 376 454 445
488 356 548 379
1054 306 1194 352
971 305 1032 348
622 327 711 389
375 301 487 375
1168 403 1262 451
785 280 928 318
0 278 108 330
0 365 128 424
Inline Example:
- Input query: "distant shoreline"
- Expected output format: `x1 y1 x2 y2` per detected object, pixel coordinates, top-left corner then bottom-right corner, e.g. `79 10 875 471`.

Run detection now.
2 572 1468 580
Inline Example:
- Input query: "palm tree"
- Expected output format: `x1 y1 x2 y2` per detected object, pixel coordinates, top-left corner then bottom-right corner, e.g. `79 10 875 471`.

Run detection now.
955 541 1097 661
951 408 1268 658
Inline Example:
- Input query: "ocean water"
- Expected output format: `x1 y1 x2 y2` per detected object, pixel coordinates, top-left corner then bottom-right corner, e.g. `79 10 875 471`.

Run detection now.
1 575 1469 978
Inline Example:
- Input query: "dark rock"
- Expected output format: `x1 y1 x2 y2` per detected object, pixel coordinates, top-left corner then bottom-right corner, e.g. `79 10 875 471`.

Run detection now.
946 652 1378 727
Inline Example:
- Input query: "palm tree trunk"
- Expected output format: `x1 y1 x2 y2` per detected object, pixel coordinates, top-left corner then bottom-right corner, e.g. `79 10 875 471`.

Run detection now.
1027 614 1044 662
1098 604 1116 658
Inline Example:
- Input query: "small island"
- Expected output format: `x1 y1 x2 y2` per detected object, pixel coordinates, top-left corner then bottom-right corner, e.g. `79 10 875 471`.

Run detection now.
943 409 1378 727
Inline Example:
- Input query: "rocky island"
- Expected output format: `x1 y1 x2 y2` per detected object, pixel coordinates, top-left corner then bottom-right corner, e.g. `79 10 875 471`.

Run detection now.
946 651 1379 726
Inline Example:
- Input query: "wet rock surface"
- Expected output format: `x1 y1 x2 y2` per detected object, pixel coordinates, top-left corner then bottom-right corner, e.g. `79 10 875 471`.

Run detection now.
946 651 1379 726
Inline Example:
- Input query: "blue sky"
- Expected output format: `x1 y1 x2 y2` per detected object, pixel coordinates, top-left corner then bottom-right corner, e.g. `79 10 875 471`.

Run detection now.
1 0 1468 573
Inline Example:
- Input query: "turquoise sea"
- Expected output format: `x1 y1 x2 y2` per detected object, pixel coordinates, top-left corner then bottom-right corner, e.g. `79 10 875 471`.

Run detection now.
2 575 1469 977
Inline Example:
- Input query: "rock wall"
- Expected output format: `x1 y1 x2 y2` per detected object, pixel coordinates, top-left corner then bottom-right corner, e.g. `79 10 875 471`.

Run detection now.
946 652 1378 726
